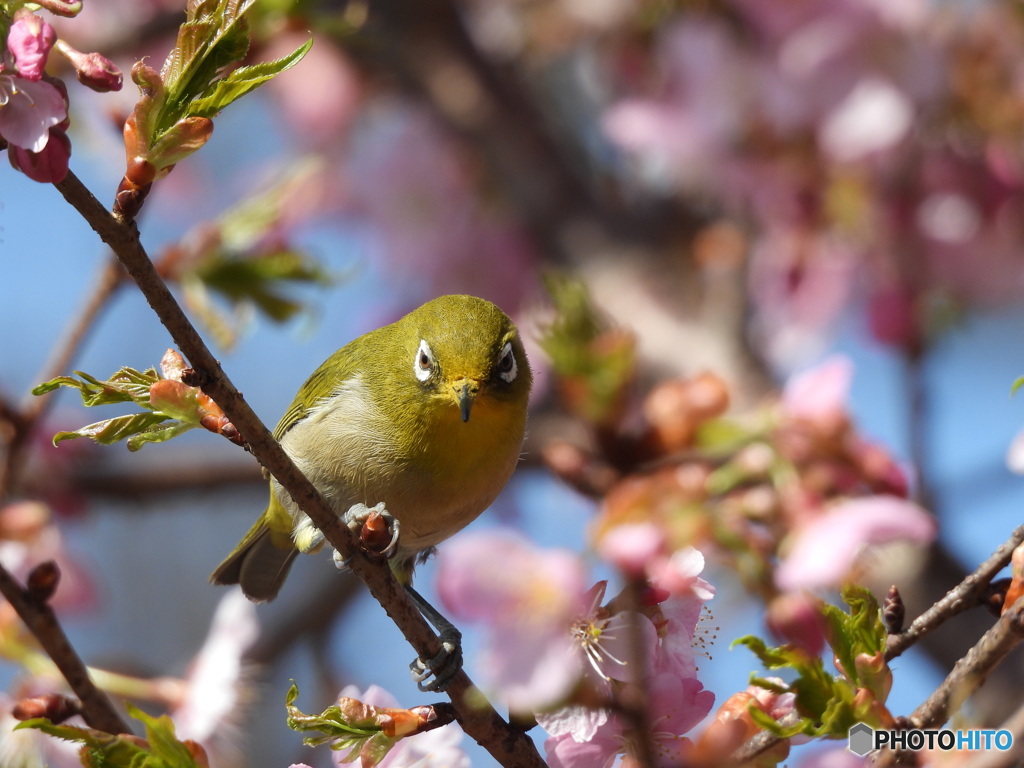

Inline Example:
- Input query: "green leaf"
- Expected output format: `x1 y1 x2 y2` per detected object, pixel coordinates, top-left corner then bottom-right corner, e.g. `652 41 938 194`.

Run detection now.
195 249 333 322
146 116 215 170
33 368 158 407
285 682 401 767
16 706 204 768
821 584 886 684
190 36 312 117
128 703 201 767
36 363 217 450
126 421 198 451
130 0 310 176
1012 375 1024 396
736 635 852 734
53 412 171 447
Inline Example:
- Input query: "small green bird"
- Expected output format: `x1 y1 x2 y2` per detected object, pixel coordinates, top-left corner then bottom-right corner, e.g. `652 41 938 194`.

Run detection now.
211 295 532 606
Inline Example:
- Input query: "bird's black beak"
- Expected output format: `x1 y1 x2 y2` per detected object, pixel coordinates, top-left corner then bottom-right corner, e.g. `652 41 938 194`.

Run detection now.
452 379 479 422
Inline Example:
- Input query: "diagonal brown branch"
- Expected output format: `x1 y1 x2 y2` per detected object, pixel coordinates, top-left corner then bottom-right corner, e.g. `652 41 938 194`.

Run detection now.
869 598 1024 767
51 169 547 768
886 524 1024 661
0 258 123 500
0 563 129 735
731 525 1024 766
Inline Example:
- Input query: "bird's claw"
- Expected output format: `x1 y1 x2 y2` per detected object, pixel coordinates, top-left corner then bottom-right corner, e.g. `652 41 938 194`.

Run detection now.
333 503 400 570
409 627 463 692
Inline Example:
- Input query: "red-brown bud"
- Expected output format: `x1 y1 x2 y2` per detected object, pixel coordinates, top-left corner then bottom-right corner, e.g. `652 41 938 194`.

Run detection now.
12 693 81 723
26 560 61 603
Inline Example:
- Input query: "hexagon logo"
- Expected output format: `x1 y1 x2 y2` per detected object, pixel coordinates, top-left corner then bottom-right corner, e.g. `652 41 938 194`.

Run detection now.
849 723 874 756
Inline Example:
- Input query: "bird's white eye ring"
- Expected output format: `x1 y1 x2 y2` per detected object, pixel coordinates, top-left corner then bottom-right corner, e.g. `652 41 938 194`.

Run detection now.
496 341 517 383
414 339 435 382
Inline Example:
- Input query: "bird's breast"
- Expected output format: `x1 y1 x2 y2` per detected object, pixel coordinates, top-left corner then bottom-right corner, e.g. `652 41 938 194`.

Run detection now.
278 375 527 552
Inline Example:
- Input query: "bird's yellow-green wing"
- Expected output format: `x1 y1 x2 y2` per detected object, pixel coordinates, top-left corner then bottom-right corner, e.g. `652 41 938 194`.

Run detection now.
273 341 366 440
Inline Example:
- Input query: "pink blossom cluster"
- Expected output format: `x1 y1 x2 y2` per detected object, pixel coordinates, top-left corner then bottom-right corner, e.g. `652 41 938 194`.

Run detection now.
573 356 935 657
1 4 120 182
436 529 715 768
602 0 1024 367
0 10 70 181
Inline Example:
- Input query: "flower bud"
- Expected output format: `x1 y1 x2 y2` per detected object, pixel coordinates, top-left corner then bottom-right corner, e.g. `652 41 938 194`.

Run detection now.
854 651 893 702
7 12 56 81
26 560 61 603
883 584 905 634
12 693 81 723
9 125 71 183
766 592 826 656
56 41 123 92
34 0 82 17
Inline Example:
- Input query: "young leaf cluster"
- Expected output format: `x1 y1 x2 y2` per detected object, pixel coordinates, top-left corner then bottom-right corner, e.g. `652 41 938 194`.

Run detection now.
32 356 229 451
121 0 311 202
16 704 207 768
538 273 636 425
733 585 893 739
285 682 451 768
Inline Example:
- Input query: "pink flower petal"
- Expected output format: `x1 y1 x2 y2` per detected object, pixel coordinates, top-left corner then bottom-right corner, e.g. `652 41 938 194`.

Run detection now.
648 547 716 600
596 521 665 575
0 77 67 152
781 355 853 423
776 495 936 591
536 705 610 743
436 530 590 712
7 15 56 81
437 529 588 625
545 728 621 768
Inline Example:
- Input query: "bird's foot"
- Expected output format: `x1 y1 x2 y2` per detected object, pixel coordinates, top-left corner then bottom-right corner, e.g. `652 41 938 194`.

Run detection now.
409 625 463 692
332 503 400 571
405 584 463 692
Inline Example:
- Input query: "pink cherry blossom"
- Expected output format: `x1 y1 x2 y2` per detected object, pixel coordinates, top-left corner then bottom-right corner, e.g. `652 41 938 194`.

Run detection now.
595 521 665 576
7 14 57 81
648 546 716 601
656 590 711 679
775 495 936 591
781 355 853 425
544 671 713 768
597 522 715 601
0 75 67 152
437 529 590 712
170 589 259 766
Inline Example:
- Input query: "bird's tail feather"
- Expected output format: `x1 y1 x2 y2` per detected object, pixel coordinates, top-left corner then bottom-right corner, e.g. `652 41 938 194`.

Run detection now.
211 513 298 602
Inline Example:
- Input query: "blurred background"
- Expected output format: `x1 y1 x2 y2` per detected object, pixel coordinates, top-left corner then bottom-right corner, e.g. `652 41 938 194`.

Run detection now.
5 0 1024 765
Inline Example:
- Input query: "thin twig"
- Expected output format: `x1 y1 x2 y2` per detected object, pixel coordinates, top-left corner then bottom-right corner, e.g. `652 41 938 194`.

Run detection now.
886 524 1024 661
961 697 1024 768
0 564 129 735
731 526 1024 765
909 598 1024 729
0 258 123 499
51 169 547 768
870 598 1024 767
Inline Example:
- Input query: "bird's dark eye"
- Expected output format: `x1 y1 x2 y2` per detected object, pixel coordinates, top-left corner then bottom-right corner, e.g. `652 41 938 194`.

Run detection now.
496 341 517 383
414 340 435 382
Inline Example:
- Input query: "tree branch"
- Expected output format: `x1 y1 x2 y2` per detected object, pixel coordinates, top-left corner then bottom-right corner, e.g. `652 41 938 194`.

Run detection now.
0 563 129 735
730 525 1024 766
0 258 122 499
869 598 1024 767
51 169 547 768
886 524 1024 661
